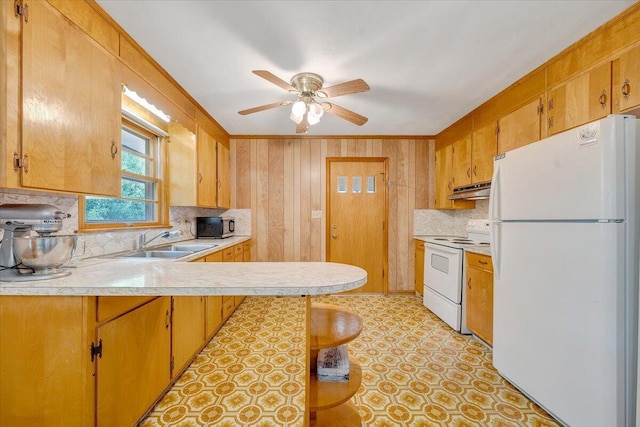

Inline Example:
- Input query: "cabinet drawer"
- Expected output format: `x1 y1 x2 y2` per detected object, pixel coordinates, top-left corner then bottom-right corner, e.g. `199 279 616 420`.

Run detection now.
222 247 234 261
97 296 157 322
234 243 243 256
466 252 493 271
222 298 235 319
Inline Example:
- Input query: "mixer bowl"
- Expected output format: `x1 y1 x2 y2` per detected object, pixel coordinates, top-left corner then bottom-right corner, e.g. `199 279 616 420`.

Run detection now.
13 235 78 274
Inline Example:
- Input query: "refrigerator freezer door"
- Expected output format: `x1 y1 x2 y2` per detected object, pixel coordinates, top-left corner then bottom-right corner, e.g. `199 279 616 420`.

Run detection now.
491 115 628 221
493 221 626 427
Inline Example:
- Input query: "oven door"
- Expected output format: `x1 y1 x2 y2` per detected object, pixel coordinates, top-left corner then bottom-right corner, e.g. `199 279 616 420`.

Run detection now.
424 243 463 303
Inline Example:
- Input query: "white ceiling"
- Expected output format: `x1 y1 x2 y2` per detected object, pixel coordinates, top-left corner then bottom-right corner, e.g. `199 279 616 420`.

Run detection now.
97 0 635 136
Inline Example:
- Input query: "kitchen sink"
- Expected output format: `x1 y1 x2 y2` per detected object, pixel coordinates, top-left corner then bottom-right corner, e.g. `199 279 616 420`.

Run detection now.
106 242 220 260
122 250 193 259
169 244 219 252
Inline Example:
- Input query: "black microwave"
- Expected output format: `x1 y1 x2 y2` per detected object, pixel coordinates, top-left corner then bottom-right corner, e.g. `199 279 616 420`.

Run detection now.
196 217 235 239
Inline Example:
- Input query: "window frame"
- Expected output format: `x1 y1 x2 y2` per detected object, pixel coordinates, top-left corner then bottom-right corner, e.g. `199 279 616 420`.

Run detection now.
78 117 169 232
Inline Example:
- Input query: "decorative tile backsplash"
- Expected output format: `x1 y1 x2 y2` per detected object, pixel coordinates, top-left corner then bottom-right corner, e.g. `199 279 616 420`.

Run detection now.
0 189 251 259
414 199 489 237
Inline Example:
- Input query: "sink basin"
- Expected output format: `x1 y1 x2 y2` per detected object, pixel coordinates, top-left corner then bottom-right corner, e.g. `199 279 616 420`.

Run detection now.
123 250 193 259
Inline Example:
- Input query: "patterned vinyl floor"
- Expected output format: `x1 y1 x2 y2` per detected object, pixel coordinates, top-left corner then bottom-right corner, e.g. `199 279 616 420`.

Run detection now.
140 295 561 427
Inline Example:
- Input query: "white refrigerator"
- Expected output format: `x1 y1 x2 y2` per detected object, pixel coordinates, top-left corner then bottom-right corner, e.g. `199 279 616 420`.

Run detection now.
490 115 639 427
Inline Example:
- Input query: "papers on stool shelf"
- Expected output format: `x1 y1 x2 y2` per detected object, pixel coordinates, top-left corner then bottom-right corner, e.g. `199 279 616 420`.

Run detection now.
317 345 350 382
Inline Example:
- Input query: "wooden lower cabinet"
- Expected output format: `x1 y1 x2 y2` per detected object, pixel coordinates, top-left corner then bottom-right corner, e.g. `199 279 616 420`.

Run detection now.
414 240 425 295
171 296 205 376
0 296 94 427
465 252 494 345
96 297 171 427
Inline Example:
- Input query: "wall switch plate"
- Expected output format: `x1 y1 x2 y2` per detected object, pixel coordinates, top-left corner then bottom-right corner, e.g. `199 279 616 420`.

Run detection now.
311 211 322 219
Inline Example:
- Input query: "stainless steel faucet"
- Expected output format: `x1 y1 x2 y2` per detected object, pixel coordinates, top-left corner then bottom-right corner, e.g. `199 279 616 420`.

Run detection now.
138 230 182 249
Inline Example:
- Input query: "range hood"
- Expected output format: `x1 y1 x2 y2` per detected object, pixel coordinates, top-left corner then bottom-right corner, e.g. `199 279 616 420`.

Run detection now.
447 181 491 201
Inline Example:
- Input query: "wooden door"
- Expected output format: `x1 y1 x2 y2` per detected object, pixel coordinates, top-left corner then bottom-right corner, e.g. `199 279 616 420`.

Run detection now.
96 297 170 427
615 44 640 113
471 122 497 183
21 1 121 196
451 135 472 189
327 159 387 294
171 296 205 376
547 62 611 135
498 98 542 154
217 141 231 208
196 127 217 207
434 142 453 209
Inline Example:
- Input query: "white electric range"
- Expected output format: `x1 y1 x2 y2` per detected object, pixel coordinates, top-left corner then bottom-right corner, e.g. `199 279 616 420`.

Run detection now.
422 219 490 334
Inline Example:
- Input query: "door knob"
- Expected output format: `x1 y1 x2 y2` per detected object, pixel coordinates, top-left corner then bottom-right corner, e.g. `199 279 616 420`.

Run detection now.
331 234 337 239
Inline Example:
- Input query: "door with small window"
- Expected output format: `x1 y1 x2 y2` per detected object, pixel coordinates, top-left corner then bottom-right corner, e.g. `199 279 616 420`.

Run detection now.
327 158 387 294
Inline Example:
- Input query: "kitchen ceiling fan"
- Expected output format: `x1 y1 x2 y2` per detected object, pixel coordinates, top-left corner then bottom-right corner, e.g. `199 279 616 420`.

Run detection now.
238 70 370 133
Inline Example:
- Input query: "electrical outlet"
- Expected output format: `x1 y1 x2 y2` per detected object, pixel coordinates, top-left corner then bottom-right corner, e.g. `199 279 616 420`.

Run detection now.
311 210 322 219
180 216 189 224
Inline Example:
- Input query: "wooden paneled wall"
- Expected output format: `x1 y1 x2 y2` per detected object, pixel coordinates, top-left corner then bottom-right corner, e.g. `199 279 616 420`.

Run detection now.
230 138 432 293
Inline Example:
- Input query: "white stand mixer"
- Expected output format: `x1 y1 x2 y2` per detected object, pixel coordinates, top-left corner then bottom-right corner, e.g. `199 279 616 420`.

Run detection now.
0 204 75 282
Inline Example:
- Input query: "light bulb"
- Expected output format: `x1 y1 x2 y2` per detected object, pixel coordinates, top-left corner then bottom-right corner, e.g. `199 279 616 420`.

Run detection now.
291 100 306 117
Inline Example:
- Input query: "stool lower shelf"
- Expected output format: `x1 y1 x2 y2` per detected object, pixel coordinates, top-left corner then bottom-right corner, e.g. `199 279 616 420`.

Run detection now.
309 303 364 425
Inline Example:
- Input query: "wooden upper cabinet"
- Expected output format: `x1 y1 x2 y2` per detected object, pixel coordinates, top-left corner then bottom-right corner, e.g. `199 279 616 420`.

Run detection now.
196 126 218 207
216 142 231 209
434 142 453 209
547 62 611 135
497 97 543 154
471 122 497 183
168 121 197 206
451 135 472 189
20 1 121 196
613 43 640 114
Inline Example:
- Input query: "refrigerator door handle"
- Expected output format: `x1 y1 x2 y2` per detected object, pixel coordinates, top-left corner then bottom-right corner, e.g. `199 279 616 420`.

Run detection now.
490 222 501 278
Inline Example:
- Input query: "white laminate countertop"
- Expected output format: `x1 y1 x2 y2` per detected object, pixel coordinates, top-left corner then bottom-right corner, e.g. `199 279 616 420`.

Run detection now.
0 237 367 296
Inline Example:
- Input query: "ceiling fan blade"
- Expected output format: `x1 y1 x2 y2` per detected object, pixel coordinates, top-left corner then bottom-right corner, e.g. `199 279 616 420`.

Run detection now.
238 100 291 115
318 79 370 98
322 102 368 126
253 70 296 92
296 121 309 134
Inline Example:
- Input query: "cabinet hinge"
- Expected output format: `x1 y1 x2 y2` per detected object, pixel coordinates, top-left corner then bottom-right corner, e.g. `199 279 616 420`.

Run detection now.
170 356 175 373
13 152 22 170
548 98 554 111
91 339 103 362
537 104 544 115
382 268 385 278
495 125 500 136
14 0 28 22
170 297 174 314
548 117 554 128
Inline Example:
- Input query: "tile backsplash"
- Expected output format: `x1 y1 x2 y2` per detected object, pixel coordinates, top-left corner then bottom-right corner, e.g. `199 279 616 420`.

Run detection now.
0 189 251 259
414 200 489 237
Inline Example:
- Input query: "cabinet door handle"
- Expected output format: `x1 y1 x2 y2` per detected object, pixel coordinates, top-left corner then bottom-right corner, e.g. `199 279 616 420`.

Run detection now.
467 277 471 288
466 168 471 178
472 165 477 177
478 260 488 265
198 172 203 183
165 310 170 329
599 90 607 108
622 79 631 99
110 140 118 159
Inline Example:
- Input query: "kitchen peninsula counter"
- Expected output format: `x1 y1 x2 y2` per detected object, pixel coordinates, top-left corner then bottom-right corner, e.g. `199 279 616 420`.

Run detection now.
0 260 367 296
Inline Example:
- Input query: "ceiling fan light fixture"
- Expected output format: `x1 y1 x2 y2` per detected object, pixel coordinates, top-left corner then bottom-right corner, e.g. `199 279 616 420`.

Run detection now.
307 114 321 126
290 112 304 124
308 102 324 119
291 100 307 117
